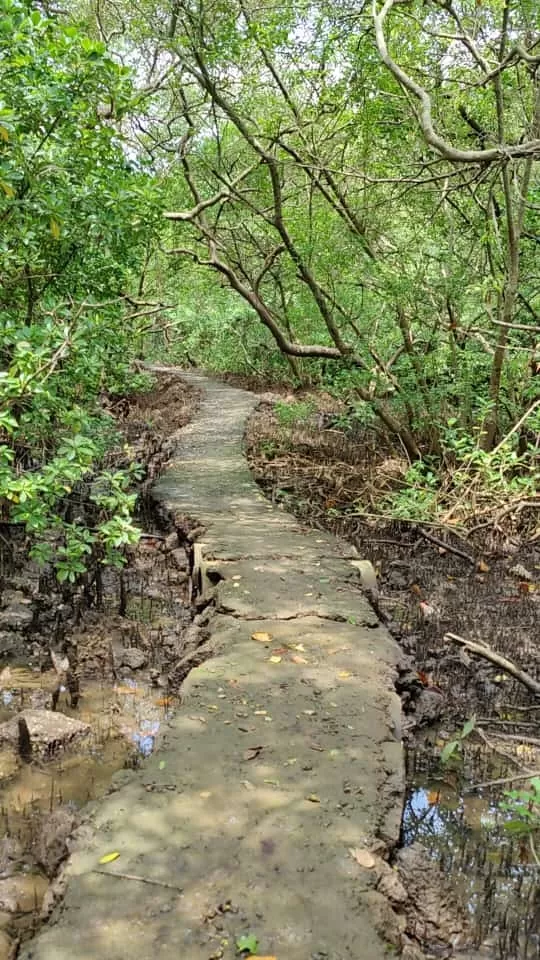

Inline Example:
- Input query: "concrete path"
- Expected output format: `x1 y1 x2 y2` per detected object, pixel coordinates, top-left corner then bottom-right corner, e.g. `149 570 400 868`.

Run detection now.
23 372 404 960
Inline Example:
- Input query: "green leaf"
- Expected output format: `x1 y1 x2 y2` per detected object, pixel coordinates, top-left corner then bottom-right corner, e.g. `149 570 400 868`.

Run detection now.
236 935 259 955
461 715 476 739
440 740 459 765
99 851 120 864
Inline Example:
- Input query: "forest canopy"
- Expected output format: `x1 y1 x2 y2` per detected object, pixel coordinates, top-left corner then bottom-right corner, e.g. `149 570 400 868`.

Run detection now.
1 0 539 574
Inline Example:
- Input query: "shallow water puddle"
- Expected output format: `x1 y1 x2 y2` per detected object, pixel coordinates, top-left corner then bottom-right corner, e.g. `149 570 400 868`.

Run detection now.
403 748 539 959
0 666 175 841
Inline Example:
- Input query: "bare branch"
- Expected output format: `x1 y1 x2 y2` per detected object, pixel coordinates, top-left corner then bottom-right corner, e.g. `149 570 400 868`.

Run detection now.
373 0 540 163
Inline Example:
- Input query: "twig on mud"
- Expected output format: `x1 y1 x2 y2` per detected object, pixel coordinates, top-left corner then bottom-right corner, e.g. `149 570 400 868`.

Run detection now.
468 771 540 792
474 727 526 769
93 869 183 892
479 730 540 747
445 632 540 697
412 525 475 564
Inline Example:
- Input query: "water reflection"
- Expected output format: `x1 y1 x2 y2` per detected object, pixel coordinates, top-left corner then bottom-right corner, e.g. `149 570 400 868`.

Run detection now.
402 749 539 959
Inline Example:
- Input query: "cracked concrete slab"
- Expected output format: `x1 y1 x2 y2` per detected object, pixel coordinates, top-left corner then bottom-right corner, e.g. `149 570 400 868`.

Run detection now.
22 371 404 960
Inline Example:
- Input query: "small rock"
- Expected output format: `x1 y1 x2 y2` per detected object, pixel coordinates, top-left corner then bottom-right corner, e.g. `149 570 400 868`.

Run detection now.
119 648 147 670
0 873 49 914
508 562 533 581
0 710 90 758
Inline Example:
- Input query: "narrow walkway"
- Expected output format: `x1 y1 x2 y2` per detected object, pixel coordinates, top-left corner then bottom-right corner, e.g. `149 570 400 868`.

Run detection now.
23 372 403 960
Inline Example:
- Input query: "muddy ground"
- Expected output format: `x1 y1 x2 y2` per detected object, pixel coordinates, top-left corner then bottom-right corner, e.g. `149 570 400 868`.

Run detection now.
0 373 201 956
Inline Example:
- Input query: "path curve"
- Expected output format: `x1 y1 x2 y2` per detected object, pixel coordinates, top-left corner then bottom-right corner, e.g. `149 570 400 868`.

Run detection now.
23 371 404 960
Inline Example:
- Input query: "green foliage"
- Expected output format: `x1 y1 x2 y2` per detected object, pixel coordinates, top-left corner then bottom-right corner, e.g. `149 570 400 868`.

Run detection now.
440 715 477 766
274 400 317 428
235 934 259 955
500 778 540 838
0 0 158 580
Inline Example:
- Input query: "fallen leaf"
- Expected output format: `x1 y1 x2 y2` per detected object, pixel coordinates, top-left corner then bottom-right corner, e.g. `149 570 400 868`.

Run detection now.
236 934 259 954
291 655 308 664
232 575 242 581
254 710 267 716
200 790 212 798
242 746 263 761
349 847 376 869
159 760 167 770
241 780 254 790
252 631 272 643
305 794 320 803
294 644 305 652
268 656 282 664
99 851 120 864
478 559 490 573
338 670 352 679
427 790 440 806
309 742 324 752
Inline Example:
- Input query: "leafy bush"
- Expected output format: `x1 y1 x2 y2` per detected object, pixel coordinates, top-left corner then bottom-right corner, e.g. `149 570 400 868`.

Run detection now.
0 0 158 580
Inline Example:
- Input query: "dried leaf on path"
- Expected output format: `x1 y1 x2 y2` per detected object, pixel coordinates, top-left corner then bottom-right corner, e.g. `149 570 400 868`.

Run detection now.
252 631 272 643
242 746 263 761
99 852 120 864
268 656 282 664
349 847 376 869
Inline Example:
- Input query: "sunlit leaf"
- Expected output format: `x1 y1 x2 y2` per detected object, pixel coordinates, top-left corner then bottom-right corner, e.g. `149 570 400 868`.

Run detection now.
99 851 120 864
